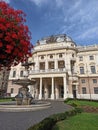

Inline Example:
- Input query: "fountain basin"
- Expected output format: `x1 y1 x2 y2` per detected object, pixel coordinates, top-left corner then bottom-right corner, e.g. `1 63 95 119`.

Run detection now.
0 101 51 112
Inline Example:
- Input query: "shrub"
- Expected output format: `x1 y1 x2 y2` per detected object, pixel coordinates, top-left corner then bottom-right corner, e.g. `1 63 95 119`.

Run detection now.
50 112 67 122
28 117 56 130
64 98 74 103
70 102 79 107
75 107 83 113
28 108 83 130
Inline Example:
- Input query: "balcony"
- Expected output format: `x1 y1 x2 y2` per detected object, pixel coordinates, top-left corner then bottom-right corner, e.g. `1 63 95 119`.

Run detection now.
29 68 67 75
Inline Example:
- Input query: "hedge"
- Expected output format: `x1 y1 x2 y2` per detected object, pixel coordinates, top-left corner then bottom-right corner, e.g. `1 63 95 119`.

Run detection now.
28 107 83 130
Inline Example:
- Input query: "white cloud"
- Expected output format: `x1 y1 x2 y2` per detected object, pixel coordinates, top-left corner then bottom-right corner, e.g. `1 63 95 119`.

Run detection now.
1 0 10 3
76 27 98 40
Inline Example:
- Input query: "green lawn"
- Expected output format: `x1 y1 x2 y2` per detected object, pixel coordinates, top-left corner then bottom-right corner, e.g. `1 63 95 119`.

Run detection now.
52 113 98 130
66 99 98 107
0 98 13 102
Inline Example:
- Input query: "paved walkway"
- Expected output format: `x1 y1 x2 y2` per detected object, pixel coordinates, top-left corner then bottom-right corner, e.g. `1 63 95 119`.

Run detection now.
0 101 72 130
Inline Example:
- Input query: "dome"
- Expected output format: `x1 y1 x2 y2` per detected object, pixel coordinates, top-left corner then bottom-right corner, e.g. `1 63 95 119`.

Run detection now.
36 34 73 45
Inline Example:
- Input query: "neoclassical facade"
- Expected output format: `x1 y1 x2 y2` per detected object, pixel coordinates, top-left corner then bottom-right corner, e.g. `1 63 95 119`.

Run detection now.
7 34 98 100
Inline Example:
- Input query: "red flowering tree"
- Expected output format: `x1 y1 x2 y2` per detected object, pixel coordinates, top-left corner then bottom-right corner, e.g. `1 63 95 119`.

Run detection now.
0 1 33 70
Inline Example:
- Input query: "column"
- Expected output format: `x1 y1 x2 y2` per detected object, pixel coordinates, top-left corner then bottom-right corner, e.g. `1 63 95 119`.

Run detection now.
45 55 48 71
44 80 48 99
35 86 39 99
55 59 58 70
63 76 67 99
55 81 59 99
35 55 39 71
51 77 55 99
65 53 71 75
39 78 42 99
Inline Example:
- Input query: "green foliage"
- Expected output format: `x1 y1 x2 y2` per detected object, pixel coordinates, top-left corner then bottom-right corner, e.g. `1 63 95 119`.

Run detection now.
50 113 67 122
28 108 83 130
52 113 98 130
75 107 83 113
64 98 74 103
0 97 15 102
28 117 56 130
65 98 98 107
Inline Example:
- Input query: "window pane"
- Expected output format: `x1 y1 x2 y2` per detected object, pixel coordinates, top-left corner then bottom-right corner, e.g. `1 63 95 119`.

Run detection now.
11 88 14 93
82 87 86 94
91 66 96 73
58 61 65 68
94 87 98 94
20 70 23 77
13 71 16 77
59 54 63 58
48 62 54 69
81 79 85 83
40 62 45 70
80 67 84 74
50 55 53 59
93 79 97 83
89 55 94 60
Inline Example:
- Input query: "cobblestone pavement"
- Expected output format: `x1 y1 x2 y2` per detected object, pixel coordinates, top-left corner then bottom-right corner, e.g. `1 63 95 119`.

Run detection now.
0 101 72 130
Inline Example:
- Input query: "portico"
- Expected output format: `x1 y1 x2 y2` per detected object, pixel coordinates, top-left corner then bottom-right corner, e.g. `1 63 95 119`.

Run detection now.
30 74 68 100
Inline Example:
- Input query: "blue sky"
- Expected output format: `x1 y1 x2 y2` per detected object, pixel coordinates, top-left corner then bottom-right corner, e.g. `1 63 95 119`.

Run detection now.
2 0 98 46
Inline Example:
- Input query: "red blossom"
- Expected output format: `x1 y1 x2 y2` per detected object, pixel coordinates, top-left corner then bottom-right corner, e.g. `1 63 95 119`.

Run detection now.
0 42 3 47
0 1 33 69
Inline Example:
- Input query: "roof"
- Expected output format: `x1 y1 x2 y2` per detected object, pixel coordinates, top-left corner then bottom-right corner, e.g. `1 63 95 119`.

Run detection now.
36 34 75 45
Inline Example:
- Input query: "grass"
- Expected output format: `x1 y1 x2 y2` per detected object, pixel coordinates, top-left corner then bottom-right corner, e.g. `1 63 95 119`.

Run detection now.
0 98 14 102
52 113 98 130
66 99 98 107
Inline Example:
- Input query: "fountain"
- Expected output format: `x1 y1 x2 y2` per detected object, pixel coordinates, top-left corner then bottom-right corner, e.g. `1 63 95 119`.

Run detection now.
13 61 36 105
0 61 51 112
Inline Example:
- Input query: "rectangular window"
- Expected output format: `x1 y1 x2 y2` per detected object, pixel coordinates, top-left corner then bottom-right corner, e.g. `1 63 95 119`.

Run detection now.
48 61 54 69
94 87 98 94
81 79 85 83
79 56 83 61
89 55 94 60
11 88 14 94
13 71 16 77
39 62 45 70
20 70 24 77
80 67 84 74
93 79 97 83
91 66 96 74
58 61 65 68
82 87 86 94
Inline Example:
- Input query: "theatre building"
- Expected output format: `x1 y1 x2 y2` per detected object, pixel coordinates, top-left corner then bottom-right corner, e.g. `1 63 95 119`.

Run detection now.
7 34 98 100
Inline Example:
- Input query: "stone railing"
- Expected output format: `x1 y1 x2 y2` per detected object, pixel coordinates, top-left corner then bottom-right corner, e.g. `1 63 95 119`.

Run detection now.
29 68 67 74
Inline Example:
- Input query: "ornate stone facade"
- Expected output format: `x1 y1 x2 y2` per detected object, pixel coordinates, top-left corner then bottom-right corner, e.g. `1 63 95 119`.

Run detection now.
7 34 98 100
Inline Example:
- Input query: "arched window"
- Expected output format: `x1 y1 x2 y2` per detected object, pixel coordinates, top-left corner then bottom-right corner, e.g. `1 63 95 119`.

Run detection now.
80 67 84 74
13 71 16 77
90 66 96 74
20 70 24 77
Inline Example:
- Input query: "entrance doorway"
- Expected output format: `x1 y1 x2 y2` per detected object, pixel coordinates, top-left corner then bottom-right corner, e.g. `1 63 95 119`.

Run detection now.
48 85 51 98
72 85 77 98
60 86 64 98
